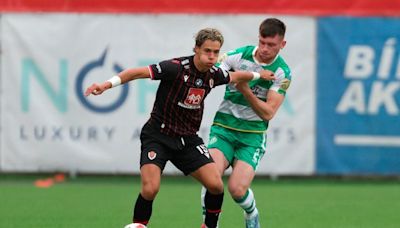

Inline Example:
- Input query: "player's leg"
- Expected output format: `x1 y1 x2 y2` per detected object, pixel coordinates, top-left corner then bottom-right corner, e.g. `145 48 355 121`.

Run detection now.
230 142 265 228
192 162 224 228
229 161 259 227
210 148 230 175
131 122 169 226
173 134 223 228
207 125 235 175
200 147 229 222
133 163 161 226
199 125 235 227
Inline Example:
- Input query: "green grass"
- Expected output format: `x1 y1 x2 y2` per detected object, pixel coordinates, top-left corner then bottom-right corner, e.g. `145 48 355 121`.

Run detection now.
1 174 400 228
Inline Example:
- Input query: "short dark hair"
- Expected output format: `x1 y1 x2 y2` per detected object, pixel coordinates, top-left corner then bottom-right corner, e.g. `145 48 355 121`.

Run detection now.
195 28 224 47
259 18 286 38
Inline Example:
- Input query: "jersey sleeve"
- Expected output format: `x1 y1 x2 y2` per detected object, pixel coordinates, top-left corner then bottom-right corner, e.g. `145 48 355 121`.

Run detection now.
148 59 180 80
213 47 247 86
217 48 242 71
213 66 231 86
269 67 292 95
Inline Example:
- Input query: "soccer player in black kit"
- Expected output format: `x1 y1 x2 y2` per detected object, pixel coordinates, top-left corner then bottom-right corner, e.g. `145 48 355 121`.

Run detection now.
85 28 275 228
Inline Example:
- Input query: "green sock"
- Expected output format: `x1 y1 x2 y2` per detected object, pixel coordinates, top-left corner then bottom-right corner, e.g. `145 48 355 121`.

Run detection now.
234 189 258 217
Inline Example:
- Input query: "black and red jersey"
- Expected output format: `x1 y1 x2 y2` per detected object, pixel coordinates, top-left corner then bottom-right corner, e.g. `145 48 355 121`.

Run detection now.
147 55 230 136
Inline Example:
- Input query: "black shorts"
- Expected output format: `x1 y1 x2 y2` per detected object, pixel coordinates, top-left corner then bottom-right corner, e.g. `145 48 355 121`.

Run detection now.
140 122 214 175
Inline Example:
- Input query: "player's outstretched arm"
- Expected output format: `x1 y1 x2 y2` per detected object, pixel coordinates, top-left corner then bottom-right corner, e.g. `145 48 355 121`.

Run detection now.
84 67 150 96
229 69 275 83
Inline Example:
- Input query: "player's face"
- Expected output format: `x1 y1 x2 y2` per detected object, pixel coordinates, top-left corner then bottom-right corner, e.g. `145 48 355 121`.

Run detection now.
194 40 221 72
256 34 286 63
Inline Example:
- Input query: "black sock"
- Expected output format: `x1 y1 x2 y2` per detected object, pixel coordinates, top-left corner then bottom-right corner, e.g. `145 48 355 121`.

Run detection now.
133 193 153 225
204 190 224 228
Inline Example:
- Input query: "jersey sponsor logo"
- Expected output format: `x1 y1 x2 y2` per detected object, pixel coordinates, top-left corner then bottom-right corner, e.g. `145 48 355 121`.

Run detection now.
250 85 268 99
240 64 248 70
178 88 205 109
148 151 157 160
183 75 189 82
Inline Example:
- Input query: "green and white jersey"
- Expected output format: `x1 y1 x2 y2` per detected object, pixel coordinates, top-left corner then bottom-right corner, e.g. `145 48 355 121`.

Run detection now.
213 45 291 133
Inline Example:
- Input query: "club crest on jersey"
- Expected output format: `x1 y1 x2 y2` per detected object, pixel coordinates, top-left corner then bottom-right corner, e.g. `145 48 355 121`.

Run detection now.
280 78 291 91
195 78 203 87
148 151 157 160
178 88 205 109
209 78 214 88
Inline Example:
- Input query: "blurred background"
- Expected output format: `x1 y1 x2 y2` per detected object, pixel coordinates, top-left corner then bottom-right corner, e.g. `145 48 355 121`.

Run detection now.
0 1 400 228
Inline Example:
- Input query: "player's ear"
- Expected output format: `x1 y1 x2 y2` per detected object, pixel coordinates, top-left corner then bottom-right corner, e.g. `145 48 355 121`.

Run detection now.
281 40 286 49
193 46 200 54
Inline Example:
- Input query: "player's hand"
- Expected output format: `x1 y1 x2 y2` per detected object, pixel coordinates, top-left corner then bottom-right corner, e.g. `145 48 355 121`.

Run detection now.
259 70 275 81
84 82 110 96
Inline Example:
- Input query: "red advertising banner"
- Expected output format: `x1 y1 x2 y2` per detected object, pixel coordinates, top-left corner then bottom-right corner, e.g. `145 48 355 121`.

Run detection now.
0 0 399 16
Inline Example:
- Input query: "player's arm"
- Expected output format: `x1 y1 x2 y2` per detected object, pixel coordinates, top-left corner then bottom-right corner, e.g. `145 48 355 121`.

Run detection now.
218 49 275 83
84 67 150 96
229 70 275 84
237 83 284 121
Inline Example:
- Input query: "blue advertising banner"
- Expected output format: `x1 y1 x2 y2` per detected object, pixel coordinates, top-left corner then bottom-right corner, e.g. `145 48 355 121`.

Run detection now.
317 17 400 175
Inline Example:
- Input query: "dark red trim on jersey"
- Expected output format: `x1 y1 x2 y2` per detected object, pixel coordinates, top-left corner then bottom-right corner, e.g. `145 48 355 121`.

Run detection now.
147 66 155 80
163 70 184 135
0 0 399 16
171 59 180 64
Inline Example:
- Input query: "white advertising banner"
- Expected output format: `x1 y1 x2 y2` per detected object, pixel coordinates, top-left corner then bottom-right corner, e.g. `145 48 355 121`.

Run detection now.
0 14 315 174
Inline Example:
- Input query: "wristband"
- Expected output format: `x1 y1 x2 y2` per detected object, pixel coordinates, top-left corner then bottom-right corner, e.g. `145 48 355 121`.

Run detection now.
107 75 122 88
251 72 260 81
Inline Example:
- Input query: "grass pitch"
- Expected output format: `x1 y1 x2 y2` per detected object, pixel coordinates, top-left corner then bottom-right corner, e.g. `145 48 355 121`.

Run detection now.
0 174 399 228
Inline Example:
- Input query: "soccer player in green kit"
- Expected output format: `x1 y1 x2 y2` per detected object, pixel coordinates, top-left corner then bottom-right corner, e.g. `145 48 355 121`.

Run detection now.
201 18 291 228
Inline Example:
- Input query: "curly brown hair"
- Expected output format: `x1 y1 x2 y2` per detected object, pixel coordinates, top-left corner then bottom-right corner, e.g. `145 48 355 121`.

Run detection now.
194 28 224 48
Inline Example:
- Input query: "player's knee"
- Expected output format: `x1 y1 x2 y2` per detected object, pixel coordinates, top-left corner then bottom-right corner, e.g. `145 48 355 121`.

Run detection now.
141 182 160 199
228 183 247 199
206 178 224 194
